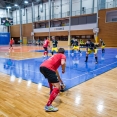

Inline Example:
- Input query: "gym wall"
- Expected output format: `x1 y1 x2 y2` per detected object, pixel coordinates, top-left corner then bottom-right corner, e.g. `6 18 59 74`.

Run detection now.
98 8 117 47
10 23 33 38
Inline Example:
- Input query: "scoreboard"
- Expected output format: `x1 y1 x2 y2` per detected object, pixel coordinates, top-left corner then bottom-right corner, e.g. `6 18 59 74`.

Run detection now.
1 17 13 26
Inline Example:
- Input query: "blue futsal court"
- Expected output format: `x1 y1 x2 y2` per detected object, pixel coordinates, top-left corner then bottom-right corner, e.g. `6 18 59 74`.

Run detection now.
0 48 117 90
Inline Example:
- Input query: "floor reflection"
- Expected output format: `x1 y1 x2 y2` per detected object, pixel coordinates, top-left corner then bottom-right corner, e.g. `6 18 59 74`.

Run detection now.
0 48 117 90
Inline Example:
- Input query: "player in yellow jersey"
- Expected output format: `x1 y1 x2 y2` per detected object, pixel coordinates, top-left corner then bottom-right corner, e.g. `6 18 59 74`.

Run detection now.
51 36 58 55
85 40 98 64
72 39 82 56
100 39 106 53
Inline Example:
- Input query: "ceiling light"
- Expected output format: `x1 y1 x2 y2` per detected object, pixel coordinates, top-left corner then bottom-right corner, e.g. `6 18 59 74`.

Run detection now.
14 4 18 6
6 6 11 9
24 1 28 4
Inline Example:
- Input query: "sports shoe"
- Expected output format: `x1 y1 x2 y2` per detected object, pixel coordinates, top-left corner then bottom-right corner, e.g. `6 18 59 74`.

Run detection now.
95 61 98 64
80 53 82 57
45 105 58 112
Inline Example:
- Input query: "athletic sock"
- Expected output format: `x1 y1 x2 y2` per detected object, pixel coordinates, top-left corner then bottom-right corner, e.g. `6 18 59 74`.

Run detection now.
104 49 105 52
103 49 105 53
85 56 88 62
49 82 53 93
46 88 59 106
95 56 98 62
44 52 46 55
79 50 81 53
45 51 48 56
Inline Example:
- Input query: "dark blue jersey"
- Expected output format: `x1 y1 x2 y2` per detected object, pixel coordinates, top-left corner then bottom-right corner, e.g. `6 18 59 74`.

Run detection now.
52 40 58 47
73 41 78 46
86 42 96 50
100 40 105 46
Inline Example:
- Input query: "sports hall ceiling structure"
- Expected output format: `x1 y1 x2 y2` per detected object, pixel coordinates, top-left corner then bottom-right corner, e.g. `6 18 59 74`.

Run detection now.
0 0 48 10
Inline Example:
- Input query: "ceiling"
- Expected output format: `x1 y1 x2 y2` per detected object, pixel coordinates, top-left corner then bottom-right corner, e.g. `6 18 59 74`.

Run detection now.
0 0 48 10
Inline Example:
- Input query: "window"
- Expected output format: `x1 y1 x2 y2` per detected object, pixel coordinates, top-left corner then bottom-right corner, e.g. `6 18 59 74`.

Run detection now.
112 18 117 21
106 10 117 22
81 35 86 39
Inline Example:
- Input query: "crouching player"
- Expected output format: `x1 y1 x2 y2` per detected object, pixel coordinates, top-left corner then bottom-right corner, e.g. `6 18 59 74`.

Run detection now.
40 48 66 112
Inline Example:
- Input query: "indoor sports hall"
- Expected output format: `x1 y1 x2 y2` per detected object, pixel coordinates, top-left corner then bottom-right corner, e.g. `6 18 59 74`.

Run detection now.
0 0 117 117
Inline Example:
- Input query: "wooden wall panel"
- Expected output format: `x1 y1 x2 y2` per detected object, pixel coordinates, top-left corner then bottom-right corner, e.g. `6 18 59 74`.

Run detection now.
34 32 49 36
50 31 68 36
34 31 68 37
34 30 93 37
10 23 33 38
23 23 33 37
98 8 117 47
71 30 93 35
10 25 20 37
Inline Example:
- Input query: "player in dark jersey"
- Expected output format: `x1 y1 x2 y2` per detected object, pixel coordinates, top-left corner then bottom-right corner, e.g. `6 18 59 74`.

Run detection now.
100 39 106 53
40 48 66 112
51 36 58 55
85 40 98 64
72 39 82 56
70 38 74 47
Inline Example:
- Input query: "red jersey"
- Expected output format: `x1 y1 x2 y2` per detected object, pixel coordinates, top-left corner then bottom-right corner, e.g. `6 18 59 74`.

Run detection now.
40 53 66 72
10 40 14 45
43 40 49 48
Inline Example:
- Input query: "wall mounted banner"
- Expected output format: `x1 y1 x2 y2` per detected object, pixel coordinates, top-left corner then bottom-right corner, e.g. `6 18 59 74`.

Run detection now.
54 27 64 30
0 33 10 45
1 17 13 26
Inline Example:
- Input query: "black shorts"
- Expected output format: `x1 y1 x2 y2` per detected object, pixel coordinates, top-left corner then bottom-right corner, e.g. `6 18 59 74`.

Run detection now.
40 67 59 83
43 47 48 52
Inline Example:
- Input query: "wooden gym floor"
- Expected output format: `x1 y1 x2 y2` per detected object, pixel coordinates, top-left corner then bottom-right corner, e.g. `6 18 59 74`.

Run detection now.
0 45 117 117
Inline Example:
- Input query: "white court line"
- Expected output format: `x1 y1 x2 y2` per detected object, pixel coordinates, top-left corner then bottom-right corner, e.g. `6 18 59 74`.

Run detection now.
63 61 117 81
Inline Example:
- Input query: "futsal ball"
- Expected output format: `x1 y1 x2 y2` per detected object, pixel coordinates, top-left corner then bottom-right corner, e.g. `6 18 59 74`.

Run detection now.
60 84 66 92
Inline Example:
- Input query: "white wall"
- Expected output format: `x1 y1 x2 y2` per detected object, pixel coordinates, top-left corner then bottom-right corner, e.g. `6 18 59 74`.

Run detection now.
106 0 114 2
72 0 80 16
106 0 117 8
0 9 8 32
53 0 61 18
13 10 17 25
12 0 116 25
62 0 69 17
